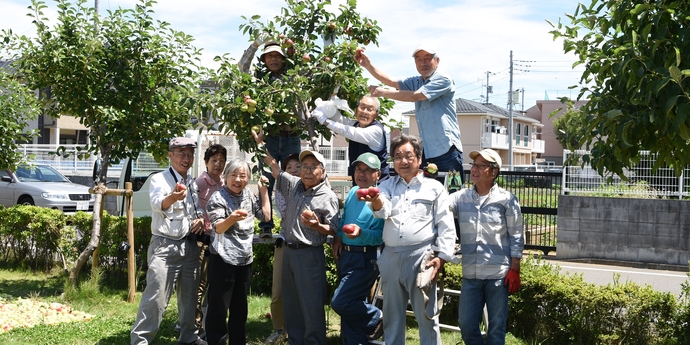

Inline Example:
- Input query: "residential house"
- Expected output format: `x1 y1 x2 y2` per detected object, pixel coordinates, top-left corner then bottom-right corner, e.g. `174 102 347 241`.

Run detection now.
524 99 588 165
401 98 545 169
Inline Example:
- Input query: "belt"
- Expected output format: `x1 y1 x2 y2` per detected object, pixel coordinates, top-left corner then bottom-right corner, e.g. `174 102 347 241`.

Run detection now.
279 130 299 137
343 245 379 253
285 242 312 250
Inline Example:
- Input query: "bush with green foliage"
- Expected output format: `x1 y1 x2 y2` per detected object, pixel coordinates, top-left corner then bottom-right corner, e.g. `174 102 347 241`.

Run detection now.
0 205 69 270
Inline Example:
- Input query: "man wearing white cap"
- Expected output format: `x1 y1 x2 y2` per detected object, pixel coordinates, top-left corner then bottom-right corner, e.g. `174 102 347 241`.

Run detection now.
355 44 464 175
131 137 207 345
449 149 524 345
253 42 303 239
253 130 340 345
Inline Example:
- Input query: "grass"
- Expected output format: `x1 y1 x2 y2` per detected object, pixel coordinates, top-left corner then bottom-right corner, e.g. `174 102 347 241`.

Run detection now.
0 268 526 345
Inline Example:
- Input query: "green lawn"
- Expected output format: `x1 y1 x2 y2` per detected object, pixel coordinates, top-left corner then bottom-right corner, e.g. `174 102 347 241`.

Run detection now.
0 268 525 345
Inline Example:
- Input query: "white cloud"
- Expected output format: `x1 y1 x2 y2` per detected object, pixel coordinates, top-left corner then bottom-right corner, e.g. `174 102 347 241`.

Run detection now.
1 0 585 112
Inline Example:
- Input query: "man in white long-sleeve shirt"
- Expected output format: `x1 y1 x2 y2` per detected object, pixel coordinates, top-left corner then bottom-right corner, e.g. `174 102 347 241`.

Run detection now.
312 96 389 184
367 134 458 345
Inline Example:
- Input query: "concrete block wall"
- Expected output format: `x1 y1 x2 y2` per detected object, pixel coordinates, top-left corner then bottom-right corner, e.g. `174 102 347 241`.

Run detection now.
557 195 690 266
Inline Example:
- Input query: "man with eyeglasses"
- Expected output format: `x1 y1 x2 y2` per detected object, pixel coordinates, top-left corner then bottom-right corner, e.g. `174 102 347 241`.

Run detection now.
311 96 390 185
355 45 463 176
330 152 385 343
131 137 207 345
449 149 523 345
368 134 458 345
253 129 340 345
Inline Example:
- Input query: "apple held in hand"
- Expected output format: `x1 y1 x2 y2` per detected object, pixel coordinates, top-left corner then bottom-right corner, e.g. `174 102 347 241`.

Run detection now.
342 224 356 234
356 188 369 198
251 125 261 133
302 209 315 220
427 163 438 174
368 187 380 197
175 183 186 191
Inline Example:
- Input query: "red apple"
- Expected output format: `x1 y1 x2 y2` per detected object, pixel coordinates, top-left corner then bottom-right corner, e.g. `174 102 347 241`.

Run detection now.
368 187 380 197
345 27 353 35
286 47 295 56
302 54 311 62
266 312 272 319
356 188 369 198
285 38 294 46
176 183 186 191
279 34 285 39
324 56 331 62
328 22 336 29
342 224 356 234
366 22 372 27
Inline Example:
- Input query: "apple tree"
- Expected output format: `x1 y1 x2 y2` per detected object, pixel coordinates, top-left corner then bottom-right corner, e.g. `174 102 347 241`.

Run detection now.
1 0 204 284
549 0 690 177
0 68 41 171
203 0 399 160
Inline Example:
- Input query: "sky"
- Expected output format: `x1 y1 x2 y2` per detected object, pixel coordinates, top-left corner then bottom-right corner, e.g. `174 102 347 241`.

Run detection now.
1 0 587 119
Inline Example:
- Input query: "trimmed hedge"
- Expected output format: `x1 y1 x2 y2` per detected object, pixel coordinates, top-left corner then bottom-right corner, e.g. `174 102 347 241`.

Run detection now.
1 206 689 344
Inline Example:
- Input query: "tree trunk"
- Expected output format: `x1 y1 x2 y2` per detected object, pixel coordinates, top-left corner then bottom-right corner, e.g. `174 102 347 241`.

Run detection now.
69 153 109 286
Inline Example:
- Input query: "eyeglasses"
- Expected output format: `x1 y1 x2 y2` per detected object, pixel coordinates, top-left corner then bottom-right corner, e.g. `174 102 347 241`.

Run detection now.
470 163 491 169
173 152 195 160
300 165 321 173
393 154 417 162
357 104 377 113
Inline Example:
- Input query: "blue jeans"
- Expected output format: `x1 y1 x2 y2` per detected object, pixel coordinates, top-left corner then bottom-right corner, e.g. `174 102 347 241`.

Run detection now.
260 134 301 230
330 249 380 345
422 145 464 175
458 278 509 345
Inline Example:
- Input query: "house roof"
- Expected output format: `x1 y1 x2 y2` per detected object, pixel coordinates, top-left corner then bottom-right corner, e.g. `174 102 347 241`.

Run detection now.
0 60 16 74
402 97 542 125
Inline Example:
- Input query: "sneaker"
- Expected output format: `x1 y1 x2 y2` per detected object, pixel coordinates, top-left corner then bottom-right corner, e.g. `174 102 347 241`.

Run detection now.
177 338 207 345
367 312 384 340
260 227 273 238
264 329 287 344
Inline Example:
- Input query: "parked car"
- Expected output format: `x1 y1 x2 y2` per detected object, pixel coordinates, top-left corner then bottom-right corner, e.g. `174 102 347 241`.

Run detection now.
0 164 95 213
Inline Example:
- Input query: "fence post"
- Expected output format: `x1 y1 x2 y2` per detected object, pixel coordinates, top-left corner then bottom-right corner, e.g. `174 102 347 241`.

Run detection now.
679 170 685 200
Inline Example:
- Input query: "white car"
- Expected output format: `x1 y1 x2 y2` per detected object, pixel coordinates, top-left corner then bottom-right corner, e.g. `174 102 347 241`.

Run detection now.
0 164 95 213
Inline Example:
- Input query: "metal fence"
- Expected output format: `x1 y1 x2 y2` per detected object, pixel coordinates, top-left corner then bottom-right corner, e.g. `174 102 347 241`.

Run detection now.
563 150 690 199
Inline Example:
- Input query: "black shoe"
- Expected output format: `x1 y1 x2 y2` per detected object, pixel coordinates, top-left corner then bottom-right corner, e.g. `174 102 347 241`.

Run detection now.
367 314 384 340
178 338 207 345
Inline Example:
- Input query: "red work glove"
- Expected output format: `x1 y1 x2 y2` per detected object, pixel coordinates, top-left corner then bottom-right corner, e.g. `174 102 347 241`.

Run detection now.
504 268 521 294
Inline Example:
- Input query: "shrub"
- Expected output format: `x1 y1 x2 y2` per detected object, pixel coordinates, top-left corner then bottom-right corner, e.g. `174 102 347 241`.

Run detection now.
0 205 70 270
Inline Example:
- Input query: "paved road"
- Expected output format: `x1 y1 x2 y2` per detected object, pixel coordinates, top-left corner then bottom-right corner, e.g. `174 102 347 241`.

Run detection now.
543 259 688 296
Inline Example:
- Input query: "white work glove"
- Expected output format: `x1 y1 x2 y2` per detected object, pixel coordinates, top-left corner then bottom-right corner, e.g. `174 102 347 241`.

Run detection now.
311 107 328 124
254 32 269 47
314 95 354 118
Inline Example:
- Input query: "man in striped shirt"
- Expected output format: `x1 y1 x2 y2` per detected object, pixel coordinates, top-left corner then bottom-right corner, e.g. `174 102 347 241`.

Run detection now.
450 149 524 345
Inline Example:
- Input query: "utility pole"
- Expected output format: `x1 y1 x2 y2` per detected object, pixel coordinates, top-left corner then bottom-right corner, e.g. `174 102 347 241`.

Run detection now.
485 71 493 104
508 51 514 170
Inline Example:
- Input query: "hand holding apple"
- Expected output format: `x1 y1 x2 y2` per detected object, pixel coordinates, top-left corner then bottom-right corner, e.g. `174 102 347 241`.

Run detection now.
342 224 360 238
356 187 369 199
175 183 186 192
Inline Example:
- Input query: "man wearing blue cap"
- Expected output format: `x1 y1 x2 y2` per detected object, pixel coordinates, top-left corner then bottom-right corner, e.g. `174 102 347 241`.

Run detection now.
355 44 464 175
131 137 207 345
331 152 385 343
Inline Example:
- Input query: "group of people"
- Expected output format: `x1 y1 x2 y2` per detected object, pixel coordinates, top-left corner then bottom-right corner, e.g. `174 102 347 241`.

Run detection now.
129 39 525 345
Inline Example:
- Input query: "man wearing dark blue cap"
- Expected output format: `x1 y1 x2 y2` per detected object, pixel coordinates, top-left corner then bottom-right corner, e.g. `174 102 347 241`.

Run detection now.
131 137 207 345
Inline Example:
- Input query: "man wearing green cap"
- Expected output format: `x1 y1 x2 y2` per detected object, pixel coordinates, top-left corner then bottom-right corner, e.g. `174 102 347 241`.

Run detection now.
330 152 385 343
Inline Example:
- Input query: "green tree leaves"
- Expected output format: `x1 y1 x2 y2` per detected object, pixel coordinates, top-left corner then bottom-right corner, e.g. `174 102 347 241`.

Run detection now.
550 0 690 177
0 69 41 171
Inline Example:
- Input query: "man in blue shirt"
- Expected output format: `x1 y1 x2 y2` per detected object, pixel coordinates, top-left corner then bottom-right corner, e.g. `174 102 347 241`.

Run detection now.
355 45 464 174
331 152 385 344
